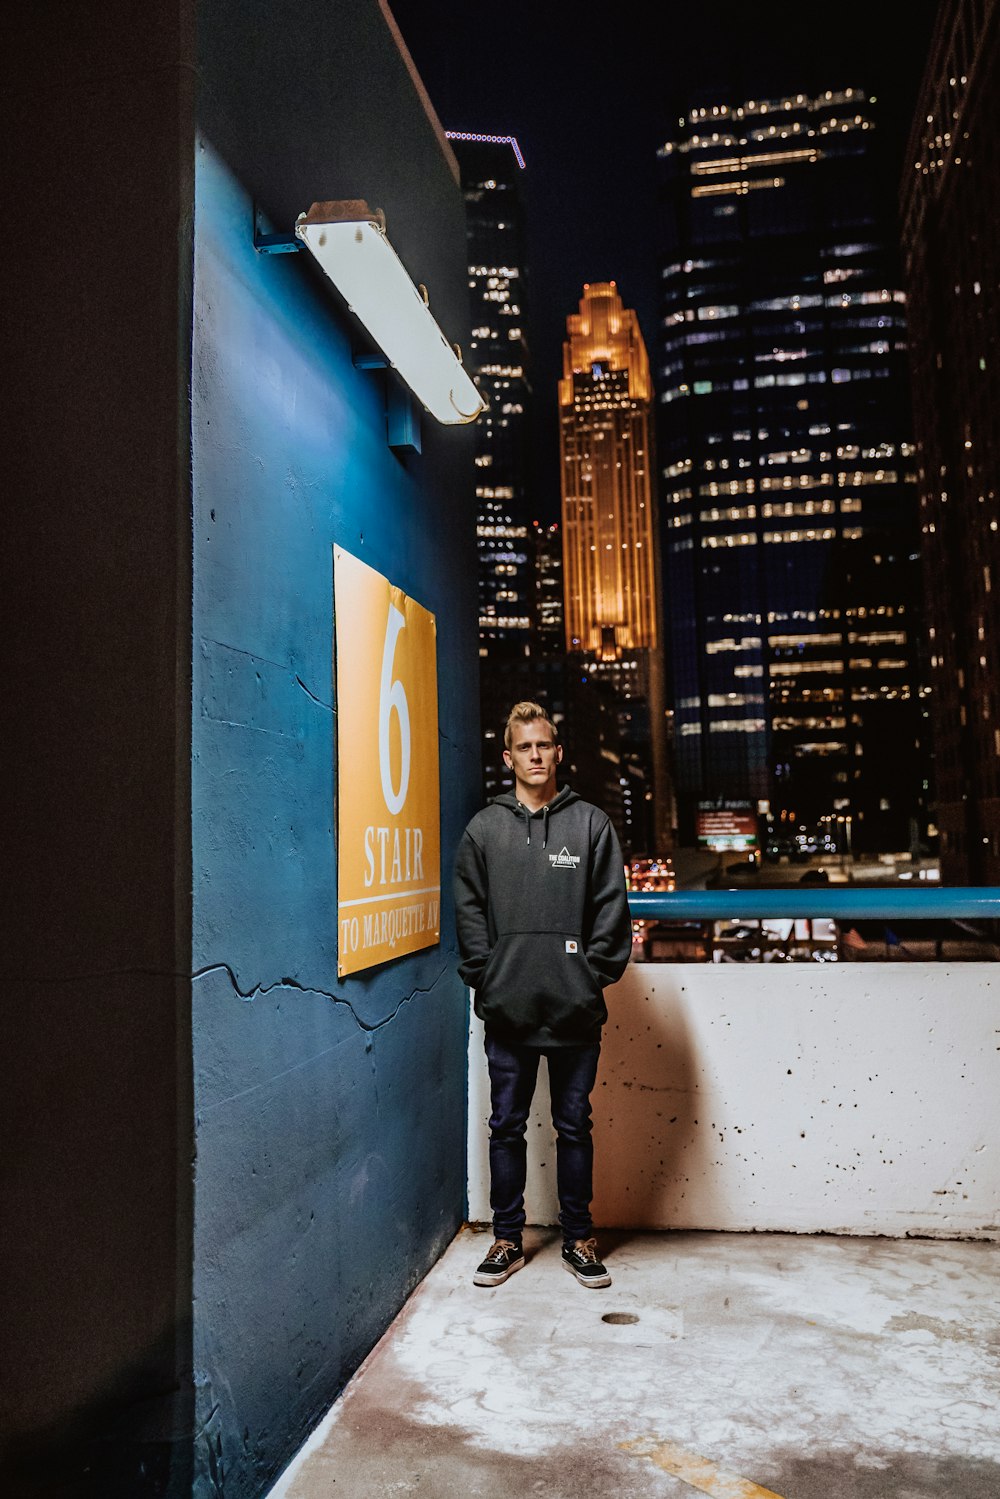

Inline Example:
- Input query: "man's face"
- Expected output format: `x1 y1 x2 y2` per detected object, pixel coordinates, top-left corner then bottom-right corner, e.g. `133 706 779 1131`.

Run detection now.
503 719 562 802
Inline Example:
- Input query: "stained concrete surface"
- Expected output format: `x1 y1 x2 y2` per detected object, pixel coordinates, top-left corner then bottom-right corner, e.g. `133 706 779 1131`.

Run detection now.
269 1227 1000 1499
468 966 1000 1239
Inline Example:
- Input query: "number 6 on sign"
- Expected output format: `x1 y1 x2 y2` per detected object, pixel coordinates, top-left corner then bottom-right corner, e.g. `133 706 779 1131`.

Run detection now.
334 545 440 977
379 604 411 815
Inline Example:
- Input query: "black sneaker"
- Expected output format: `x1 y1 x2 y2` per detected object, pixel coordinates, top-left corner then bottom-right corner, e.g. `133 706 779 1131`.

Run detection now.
473 1238 525 1287
562 1237 612 1287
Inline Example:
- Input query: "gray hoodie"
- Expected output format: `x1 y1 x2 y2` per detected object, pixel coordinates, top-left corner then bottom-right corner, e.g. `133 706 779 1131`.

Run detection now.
453 786 631 1046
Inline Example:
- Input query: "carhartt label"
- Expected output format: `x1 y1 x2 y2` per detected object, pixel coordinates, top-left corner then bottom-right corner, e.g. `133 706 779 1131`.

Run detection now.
549 846 581 869
565 939 579 954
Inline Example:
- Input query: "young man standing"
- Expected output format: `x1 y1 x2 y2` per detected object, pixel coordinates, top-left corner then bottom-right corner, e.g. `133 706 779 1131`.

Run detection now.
454 701 631 1288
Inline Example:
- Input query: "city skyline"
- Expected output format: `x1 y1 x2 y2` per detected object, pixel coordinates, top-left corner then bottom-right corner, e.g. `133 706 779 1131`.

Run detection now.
392 1 998 877
449 146 671 853
389 0 941 517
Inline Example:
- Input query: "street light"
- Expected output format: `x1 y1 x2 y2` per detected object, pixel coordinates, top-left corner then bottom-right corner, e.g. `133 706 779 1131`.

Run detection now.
293 200 486 426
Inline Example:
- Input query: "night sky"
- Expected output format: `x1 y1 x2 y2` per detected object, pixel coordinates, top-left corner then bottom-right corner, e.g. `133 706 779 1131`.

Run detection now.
389 0 943 517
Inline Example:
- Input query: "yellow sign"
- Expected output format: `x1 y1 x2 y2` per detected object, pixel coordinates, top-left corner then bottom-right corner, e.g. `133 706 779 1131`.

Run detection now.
334 547 440 976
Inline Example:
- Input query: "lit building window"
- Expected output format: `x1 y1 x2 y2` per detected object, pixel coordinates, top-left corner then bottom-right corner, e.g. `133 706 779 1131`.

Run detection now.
764 528 837 544
768 633 843 648
706 637 762 654
709 719 768 732
770 660 845 676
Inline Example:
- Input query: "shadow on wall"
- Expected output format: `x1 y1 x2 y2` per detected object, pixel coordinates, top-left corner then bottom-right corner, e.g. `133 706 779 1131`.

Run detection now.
593 966 703 1230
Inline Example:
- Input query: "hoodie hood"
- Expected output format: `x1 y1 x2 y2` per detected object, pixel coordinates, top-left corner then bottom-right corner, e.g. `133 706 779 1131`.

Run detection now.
488 784 579 847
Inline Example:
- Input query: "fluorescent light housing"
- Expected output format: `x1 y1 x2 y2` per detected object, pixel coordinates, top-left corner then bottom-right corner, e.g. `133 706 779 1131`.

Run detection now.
295 200 486 426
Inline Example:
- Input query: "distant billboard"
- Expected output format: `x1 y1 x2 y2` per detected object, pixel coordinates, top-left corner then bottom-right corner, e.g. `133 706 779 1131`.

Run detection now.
696 799 758 851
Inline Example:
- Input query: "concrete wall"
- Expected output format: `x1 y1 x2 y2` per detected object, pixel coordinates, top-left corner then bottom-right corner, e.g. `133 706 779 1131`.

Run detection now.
190 4 479 1496
469 965 1000 1239
5 3 477 1496
4 5 196 1495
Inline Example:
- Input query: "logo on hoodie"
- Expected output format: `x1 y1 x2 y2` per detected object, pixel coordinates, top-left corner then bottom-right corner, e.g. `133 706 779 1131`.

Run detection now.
549 846 580 870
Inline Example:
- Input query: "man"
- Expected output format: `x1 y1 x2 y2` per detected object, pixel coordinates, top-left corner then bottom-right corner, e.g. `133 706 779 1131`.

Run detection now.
454 701 631 1289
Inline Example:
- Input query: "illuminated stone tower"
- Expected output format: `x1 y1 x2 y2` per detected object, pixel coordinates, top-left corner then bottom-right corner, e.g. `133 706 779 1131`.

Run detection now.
559 282 672 851
560 282 659 658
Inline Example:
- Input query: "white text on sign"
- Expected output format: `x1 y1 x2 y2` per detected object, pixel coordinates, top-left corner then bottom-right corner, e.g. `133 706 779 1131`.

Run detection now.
340 897 441 958
363 826 425 887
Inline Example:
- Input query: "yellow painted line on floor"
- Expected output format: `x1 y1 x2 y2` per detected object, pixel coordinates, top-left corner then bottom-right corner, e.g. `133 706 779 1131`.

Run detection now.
620 1438 785 1499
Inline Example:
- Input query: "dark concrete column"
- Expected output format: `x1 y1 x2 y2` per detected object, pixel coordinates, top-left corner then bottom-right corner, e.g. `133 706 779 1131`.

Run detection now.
3 6 197 1494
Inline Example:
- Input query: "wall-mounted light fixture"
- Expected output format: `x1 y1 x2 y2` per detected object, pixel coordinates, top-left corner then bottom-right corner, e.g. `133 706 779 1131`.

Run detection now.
289 200 486 427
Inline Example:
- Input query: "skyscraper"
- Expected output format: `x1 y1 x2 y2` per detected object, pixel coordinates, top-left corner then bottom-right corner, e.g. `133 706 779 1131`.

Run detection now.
901 0 1000 884
561 283 659 659
657 88 928 855
559 282 670 851
447 131 535 794
532 519 564 653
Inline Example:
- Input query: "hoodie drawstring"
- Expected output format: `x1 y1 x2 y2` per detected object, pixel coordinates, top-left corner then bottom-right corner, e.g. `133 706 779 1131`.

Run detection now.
489 786 577 850
518 799 557 846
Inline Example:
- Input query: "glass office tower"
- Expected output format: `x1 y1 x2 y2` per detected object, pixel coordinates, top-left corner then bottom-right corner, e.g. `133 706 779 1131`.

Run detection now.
657 89 928 855
533 519 564 653
447 132 535 795
901 0 1000 884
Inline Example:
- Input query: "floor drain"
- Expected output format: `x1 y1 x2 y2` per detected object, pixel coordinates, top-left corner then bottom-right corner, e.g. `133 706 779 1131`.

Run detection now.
602 1311 640 1325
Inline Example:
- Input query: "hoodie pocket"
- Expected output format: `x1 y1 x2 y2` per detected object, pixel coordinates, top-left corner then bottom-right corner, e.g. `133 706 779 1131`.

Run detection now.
475 931 606 1039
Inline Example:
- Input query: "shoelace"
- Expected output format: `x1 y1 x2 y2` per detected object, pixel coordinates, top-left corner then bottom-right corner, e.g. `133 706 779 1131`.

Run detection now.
570 1238 598 1263
486 1240 518 1262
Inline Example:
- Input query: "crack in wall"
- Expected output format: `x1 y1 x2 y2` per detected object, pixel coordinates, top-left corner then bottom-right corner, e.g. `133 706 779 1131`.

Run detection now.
367 1035 381 1124
21 962 451 1036
199 715 295 737
201 634 333 713
193 964 451 1116
193 959 451 1033
201 636 292 674
295 674 335 712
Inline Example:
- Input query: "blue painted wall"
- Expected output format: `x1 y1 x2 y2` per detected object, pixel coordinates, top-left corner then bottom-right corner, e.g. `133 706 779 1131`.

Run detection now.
189 4 480 1494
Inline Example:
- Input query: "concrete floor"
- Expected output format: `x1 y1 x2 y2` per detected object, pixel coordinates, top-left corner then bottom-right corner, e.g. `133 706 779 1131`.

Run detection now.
269 1227 1000 1499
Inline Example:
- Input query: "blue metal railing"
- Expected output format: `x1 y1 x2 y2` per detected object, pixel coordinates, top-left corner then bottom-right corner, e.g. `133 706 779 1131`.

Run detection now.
627 889 1000 921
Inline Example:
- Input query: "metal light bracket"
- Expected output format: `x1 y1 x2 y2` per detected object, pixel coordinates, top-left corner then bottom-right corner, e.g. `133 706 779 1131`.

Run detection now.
252 204 420 453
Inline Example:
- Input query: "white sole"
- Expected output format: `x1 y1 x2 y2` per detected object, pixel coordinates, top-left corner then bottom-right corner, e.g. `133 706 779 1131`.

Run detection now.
473 1255 525 1287
562 1258 612 1288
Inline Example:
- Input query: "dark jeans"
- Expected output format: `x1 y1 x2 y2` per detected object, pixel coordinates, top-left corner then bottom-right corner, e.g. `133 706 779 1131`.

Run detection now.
484 1031 601 1247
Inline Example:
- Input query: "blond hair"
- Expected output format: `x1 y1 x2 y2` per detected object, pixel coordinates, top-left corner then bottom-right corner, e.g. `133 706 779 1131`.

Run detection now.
504 700 558 750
